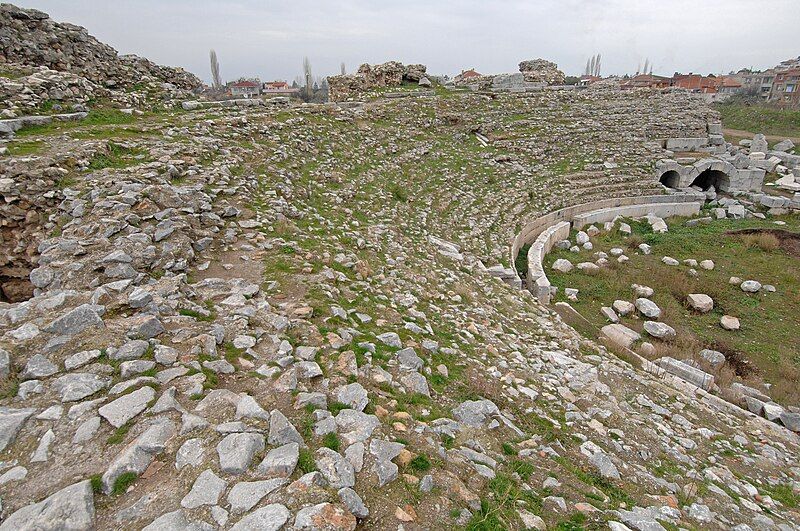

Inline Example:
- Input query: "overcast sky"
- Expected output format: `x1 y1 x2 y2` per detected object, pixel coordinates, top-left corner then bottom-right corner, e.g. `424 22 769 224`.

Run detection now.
15 0 800 84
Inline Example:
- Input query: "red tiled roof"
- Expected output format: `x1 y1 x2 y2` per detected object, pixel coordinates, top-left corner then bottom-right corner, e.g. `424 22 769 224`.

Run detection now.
231 81 259 88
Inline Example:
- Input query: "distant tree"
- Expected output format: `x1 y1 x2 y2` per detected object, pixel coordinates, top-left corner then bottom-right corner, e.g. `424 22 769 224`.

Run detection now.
594 54 601 76
585 58 591 76
303 56 313 99
340 62 346 75
564 75 579 85
209 49 223 89
291 79 299 89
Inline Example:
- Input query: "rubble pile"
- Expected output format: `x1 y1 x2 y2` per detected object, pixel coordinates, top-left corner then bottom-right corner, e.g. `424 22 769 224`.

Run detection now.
0 4 200 90
327 61 427 101
0 66 102 115
518 58 566 85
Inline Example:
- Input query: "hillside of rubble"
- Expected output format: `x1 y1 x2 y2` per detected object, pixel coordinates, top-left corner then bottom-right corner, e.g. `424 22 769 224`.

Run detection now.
1 5 799 531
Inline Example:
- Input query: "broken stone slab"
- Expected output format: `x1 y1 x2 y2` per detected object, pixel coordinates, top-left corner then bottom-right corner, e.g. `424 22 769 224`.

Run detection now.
294 503 357 531
315 447 355 488
181 469 226 509
20 354 59 380
227 478 287 514
635 298 661 319
334 409 380 446
600 324 640 350
0 407 36 452
229 504 290 531
656 356 714 390
643 321 676 340
99 385 156 428
43 304 104 336
176 438 205 470
142 510 214 531
720 315 740 331
101 419 175 494
338 487 369 519
53 373 111 402
217 432 265 474
257 442 299 477
699 349 725 367
336 382 369 411
268 409 303 446
0 480 94 531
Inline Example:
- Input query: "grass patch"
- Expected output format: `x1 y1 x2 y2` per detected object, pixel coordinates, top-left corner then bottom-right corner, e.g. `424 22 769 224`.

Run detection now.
328 401 352 415
89 474 103 494
297 447 317 474
88 141 147 170
5 139 44 156
408 454 432 473
545 216 800 404
714 102 800 138
112 472 138 495
107 422 132 445
322 432 341 452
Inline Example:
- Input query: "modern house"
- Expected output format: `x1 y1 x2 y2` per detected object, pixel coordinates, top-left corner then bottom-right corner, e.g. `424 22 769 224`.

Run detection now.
740 70 775 99
229 80 261 98
770 67 800 106
263 81 300 96
454 69 482 83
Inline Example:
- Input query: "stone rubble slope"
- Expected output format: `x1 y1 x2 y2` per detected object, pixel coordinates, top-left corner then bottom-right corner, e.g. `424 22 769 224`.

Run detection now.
0 4 200 90
1 19 799 531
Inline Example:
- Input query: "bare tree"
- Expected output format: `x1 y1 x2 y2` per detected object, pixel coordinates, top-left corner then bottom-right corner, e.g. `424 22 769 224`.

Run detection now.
593 54 601 77
209 49 222 90
303 56 313 99
340 62 346 75
585 58 591 76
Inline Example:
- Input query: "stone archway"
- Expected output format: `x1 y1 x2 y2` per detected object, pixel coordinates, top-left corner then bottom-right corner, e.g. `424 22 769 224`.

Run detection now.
690 168 730 192
658 170 681 188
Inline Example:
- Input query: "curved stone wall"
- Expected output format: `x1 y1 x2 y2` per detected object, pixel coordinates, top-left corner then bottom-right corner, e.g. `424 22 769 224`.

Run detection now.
510 195 702 303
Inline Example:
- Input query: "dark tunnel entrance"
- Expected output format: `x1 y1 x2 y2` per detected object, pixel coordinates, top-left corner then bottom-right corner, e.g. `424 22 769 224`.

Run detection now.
659 170 681 188
690 169 730 192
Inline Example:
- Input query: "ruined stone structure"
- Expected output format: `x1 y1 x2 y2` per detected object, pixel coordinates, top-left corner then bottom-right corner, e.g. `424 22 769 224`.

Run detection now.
518 59 566 85
327 62 427 101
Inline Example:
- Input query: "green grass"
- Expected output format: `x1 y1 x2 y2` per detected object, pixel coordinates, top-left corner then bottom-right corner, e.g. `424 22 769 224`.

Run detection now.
112 472 138 495
107 422 132 445
762 483 800 508
87 141 148 170
328 401 352 415
467 473 543 530
408 454 432 473
4 139 44 156
297 447 317 474
89 474 103 493
714 102 800 139
15 108 136 137
178 308 215 322
545 215 800 404
322 432 341 452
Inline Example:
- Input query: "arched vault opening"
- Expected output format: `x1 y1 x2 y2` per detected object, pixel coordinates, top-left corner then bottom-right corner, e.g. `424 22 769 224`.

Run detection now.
659 170 681 188
691 169 730 192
